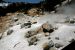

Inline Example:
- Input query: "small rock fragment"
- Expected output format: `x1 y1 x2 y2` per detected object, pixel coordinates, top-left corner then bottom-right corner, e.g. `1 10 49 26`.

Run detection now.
13 18 18 22
55 37 59 40
69 39 75 43
0 33 2 39
33 42 37 45
49 29 54 33
43 41 54 50
48 37 51 39
28 36 38 46
48 40 54 47
21 22 31 28
55 43 63 48
70 20 75 24
7 29 13 35
32 22 37 24
42 43 50 50
44 32 50 36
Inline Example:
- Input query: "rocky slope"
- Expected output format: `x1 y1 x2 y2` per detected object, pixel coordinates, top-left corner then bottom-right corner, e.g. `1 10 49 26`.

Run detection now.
0 0 75 50
0 12 75 50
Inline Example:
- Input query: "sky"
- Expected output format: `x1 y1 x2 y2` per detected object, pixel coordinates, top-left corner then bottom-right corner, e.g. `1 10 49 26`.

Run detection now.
4 0 43 3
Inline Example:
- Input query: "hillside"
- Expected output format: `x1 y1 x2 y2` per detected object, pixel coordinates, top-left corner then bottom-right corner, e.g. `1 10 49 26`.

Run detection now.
0 0 75 50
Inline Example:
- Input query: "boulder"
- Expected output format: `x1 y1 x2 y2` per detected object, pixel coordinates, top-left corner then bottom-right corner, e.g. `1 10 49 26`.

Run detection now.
42 22 54 33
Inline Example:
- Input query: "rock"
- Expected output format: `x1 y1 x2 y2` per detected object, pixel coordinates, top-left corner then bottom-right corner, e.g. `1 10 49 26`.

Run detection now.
28 36 38 46
42 22 54 33
27 25 31 28
55 37 59 40
27 8 42 16
48 40 54 47
13 18 18 22
42 41 54 50
42 22 53 30
33 42 37 45
55 43 63 48
25 31 36 38
31 19 37 24
21 22 31 28
0 33 2 39
42 43 50 50
49 29 54 33
70 20 75 24
69 39 75 43
25 31 32 38
7 29 13 35
64 17 70 23
44 32 50 36
32 22 37 24
48 37 51 39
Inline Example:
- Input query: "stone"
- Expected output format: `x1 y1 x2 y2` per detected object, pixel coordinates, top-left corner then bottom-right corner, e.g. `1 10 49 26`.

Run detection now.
21 22 31 28
70 20 75 24
43 41 54 50
49 29 54 33
42 22 53 30
48 40 54 47
42 43 50 50
0 33 2 39
33 42 37 45
69 39 75 43
13 18 18 22
32 22 37 24
55 37 59 40
55 43 63 48
7 29 13 35
27 8 42 16
42 22 54 33
48 37 51 39
44 32 50 36
28 36 38 46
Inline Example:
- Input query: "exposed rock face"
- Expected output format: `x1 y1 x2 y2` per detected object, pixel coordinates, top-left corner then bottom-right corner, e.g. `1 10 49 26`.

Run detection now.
27 8 42 16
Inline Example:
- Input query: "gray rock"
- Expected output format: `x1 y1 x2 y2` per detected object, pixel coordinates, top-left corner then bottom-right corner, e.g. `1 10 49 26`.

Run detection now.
48 40 54 47
7 30 13 35
48 37 51 39
21 22 31 28
70 20 75 24
28 36 38 46
55 37 59 40
25 31 31 38
55 43 63 48
42 43 50 50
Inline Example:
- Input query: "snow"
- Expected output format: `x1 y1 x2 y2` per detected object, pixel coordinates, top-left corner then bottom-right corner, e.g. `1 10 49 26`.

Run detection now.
0 13 75 50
